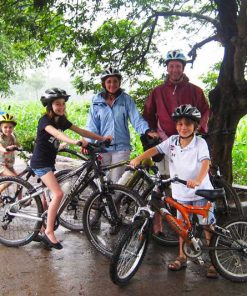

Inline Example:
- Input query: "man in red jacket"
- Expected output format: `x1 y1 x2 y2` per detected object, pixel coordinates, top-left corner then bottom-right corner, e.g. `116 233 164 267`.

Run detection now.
143 49 210 177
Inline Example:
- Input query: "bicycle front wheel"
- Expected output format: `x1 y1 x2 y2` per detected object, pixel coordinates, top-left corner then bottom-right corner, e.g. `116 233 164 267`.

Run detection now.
56 169 97 231
210 218 247 282
0 176 43 247
83 184 144 258
110 219 150 286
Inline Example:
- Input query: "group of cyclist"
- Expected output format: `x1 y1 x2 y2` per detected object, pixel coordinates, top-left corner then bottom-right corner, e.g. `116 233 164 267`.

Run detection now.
0 49 218 278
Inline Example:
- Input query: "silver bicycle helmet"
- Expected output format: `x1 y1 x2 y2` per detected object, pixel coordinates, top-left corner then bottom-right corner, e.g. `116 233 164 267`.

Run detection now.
101 67 122 81
172 104 201 123
40 88 70 107
165 50 187 66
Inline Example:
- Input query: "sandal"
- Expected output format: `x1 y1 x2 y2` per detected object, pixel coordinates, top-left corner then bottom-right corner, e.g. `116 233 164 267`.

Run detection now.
206 265 219 279
168 256 187 271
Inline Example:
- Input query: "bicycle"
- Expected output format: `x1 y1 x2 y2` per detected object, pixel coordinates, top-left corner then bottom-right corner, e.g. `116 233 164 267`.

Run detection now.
110 175 247 285
0 141 143 248
2 146 92 232
116 162 244 248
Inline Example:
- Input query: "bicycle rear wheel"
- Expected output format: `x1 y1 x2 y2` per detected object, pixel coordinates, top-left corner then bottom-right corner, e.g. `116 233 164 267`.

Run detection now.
212 176 244 224
0 176 43 247
110 219 150 286
210 218 247 282
56 169 97 231
83 184 144 258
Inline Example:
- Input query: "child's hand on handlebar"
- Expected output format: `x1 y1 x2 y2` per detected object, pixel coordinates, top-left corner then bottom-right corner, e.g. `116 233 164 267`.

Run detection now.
186 179 201 188
129 157 141 168
5 145 19 152
75 139 88 147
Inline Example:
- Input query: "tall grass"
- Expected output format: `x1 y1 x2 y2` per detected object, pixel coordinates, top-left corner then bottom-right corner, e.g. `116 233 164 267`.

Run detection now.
1 101 246 185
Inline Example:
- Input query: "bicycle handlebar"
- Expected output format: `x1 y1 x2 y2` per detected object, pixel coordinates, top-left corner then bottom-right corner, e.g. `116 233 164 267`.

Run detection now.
127 164 187 186
86 140 112 153
6 146 23 152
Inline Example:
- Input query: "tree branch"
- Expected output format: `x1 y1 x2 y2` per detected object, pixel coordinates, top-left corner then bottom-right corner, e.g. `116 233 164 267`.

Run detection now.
156 10 221 32
188 35 218 64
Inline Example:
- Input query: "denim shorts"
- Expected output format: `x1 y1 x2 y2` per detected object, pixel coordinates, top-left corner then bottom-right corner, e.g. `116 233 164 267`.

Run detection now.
176 199 216 225
32 167 54 177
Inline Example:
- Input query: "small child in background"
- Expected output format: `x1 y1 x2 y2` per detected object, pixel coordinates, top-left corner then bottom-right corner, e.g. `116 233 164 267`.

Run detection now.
0 113 19 177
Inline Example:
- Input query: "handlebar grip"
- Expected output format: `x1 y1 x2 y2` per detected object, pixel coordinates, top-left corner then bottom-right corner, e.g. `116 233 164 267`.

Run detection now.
6 146 23 152
173 176 187 185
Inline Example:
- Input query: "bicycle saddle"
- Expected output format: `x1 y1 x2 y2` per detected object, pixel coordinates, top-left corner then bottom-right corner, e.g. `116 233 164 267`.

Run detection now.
195 188 225 202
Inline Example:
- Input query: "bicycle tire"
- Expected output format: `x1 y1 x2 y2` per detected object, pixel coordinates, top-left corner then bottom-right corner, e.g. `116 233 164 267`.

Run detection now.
0 176 43 247
211 176 244 224
55 169 97 231
83 184 144 258
210 217 247 282
110 219 150 286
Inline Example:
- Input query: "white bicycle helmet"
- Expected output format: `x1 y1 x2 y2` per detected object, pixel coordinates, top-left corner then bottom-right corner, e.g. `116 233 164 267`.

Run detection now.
172 104 201 123
101 67 122 81
165 50 187 66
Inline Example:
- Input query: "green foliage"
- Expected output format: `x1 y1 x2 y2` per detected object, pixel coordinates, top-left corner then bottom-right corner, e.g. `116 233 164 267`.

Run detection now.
232 115 247 185
72 18 157 93
199 62 221 97
0 33 26 94
129 78 163 111
1 101 42 151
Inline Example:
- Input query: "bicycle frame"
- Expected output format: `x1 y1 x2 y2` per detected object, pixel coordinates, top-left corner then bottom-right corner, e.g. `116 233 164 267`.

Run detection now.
160 196 212 240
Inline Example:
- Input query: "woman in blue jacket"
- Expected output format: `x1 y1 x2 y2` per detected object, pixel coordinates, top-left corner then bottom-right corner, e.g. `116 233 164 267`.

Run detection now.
86 67 158 182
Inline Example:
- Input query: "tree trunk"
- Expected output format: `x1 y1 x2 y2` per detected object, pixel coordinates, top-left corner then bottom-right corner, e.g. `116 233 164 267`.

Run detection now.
208 0 247 183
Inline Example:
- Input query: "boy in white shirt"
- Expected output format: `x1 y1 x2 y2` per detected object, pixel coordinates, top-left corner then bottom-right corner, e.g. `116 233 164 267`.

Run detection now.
130 104 218 279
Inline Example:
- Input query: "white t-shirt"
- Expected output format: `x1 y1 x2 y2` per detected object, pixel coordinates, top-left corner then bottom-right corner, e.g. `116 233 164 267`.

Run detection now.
156 135 213 201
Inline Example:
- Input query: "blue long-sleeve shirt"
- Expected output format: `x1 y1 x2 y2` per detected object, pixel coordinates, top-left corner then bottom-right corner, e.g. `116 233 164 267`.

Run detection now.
86 91 149 151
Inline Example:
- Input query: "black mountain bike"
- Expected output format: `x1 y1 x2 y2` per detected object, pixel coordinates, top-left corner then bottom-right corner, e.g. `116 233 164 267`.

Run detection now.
0 142 143 248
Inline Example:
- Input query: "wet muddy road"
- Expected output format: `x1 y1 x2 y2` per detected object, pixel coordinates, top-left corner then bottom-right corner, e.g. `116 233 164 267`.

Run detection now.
1 229 246 296
0 157 247 296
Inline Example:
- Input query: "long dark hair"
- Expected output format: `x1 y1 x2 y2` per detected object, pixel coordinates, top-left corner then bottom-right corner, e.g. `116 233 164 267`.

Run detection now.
45 105 68 127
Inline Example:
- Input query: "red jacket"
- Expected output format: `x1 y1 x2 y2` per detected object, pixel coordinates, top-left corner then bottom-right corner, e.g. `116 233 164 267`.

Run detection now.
143 75 210 138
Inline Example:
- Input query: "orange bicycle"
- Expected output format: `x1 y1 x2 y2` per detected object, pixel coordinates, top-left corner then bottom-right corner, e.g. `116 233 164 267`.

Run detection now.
110 175 247 284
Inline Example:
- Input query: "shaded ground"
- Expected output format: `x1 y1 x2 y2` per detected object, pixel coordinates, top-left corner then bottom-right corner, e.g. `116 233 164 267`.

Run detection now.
0 156 247 296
